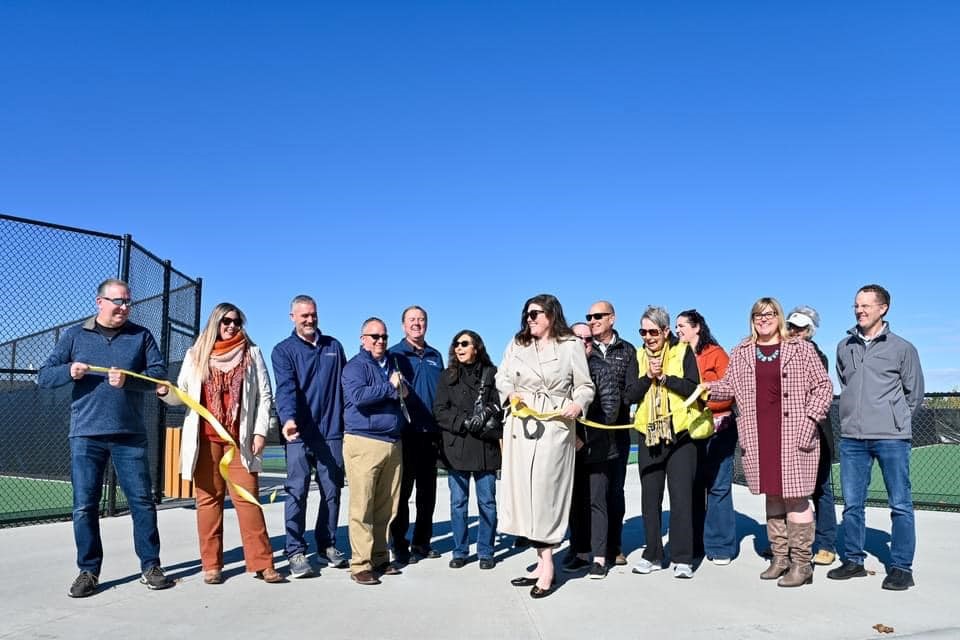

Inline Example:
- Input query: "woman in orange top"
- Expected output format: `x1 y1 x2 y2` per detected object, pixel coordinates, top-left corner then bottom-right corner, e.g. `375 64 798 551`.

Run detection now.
676 309 738 565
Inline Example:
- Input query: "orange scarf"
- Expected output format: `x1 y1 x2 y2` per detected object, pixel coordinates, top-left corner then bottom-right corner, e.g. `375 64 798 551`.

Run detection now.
212 332 246 356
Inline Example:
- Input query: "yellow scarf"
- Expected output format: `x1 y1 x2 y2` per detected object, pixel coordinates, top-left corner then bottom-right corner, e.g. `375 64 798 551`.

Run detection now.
644 344 673 447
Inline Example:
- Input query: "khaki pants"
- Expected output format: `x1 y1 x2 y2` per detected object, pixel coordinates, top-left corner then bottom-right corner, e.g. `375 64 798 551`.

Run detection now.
343 434 402 574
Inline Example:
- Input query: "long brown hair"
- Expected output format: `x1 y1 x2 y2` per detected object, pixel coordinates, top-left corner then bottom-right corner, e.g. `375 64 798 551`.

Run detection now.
513 293 574 346
191 302 253 381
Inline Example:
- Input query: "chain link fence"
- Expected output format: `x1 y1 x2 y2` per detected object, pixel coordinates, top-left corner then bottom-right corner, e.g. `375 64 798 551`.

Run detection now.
734 393 960 511
0 214 201 527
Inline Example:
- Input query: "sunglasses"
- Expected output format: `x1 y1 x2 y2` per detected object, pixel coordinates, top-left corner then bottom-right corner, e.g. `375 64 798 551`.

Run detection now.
455 340 473 348
102 297 133 307
638 328 662 337
220 317 242 327
585 312 611 321
577 335 592 343
363 333 389 342
526 310 546 321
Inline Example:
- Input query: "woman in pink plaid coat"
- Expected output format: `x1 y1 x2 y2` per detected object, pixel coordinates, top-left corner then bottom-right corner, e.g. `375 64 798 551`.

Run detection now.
706 297 832 588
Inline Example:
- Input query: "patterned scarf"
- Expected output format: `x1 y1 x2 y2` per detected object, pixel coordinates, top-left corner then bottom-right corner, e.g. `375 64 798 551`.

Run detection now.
203 335 248 436
643 343 673 447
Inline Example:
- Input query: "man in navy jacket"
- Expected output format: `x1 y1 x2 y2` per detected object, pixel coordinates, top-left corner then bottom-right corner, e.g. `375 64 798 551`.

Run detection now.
342 317 408 585
272 295 348 577
38 279 173 598
388 305 444 563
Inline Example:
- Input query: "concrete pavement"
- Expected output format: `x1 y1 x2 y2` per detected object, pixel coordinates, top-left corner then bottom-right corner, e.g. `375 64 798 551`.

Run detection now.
1 475 958 639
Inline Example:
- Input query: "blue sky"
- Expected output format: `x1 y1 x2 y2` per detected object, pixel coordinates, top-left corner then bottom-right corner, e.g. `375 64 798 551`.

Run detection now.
2 2 958 390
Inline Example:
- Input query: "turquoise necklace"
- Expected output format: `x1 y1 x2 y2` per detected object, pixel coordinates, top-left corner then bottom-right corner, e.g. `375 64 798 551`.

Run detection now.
756 345 780 362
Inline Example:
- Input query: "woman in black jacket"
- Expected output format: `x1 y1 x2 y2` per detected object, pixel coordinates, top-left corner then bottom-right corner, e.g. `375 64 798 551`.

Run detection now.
433 330 502 570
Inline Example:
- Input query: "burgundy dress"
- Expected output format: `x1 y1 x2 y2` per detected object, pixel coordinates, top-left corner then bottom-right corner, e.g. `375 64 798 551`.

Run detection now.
755 343 782 496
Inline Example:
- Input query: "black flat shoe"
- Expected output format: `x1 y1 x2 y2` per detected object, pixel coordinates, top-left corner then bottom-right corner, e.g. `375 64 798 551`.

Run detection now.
530 584 554 599
510 576 538 587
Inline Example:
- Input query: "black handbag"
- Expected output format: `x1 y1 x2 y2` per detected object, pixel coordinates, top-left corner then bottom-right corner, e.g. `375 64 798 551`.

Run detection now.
474 367 503 441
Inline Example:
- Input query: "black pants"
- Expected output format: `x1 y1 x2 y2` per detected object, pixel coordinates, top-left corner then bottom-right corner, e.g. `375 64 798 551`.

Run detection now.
570 458 612 560
390 432 439 552
606 430 631 559
638 435 697 565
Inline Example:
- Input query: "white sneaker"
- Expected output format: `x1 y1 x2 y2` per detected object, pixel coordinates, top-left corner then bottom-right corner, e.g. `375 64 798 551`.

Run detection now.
673 563 694 579
710 557 732 566
631 558 663 574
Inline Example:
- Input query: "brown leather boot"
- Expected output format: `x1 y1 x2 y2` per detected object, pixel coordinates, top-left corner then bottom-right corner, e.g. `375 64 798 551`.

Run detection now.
759 514 789 580
778 521 815 587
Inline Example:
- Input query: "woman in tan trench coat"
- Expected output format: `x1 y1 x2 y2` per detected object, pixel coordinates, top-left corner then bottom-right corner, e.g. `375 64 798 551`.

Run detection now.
706 297 832 588
496 294 595 599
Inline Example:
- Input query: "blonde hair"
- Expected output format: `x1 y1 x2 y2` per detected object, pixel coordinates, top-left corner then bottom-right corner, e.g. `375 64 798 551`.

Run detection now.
191 302 253 381
749 297 789 342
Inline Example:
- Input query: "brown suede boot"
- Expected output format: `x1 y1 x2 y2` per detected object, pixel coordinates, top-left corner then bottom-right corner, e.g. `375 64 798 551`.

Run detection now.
759 514 790 580
778 521 815 588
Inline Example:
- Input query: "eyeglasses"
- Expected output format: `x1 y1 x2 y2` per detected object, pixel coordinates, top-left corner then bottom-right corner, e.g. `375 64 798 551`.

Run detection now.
526 310 546 321
455 340 473 348
102 297 132 307
752 311 777 320
221 317 242 327
585 312 611 321
787 323 805 333
638 328 661 337
363 334 389 342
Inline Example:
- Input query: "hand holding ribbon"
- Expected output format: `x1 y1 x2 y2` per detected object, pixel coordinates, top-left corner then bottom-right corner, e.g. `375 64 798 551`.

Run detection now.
87 365 270 509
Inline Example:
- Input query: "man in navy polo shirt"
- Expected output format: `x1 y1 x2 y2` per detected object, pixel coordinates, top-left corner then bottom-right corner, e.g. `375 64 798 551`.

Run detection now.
272 295 348 577
388 305 444 564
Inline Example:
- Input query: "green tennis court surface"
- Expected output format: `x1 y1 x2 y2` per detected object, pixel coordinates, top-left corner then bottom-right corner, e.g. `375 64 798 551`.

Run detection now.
0 476 75 524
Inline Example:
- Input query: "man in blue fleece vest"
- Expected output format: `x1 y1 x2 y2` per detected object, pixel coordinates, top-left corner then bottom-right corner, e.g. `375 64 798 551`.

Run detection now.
272 295 348 577
388 305 444 564
38 279 173 598
342 317 408 585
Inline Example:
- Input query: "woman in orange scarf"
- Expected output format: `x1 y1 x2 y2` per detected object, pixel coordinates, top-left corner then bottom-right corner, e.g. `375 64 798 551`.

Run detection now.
163 303 282 584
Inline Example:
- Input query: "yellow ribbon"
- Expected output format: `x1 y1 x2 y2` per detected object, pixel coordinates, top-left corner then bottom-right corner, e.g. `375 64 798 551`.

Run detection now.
90 366 271 509
508 383 709 430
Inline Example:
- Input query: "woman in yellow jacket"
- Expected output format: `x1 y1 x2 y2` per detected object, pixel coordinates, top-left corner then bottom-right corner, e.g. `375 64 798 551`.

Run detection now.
625 306 702 579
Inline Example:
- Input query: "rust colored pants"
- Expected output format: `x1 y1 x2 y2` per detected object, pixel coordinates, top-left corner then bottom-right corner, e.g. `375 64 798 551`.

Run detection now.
194 437 274 572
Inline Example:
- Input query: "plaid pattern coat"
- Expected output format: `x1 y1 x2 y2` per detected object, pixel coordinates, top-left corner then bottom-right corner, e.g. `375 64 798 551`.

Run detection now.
709 337 833 498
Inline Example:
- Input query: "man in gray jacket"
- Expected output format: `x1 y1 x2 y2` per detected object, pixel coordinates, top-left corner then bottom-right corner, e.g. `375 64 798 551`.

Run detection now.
828 284 924 591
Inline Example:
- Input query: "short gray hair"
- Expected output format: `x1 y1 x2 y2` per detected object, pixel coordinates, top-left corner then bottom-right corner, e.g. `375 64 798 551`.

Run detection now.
290 294 316 310
97 278 129 296
641 305 670 330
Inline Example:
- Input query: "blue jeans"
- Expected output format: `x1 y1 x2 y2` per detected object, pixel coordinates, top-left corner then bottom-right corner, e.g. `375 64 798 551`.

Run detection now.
70 434 161 575
447 470 497 560
839 437 915 571
813 426 838 553
700 425 738 560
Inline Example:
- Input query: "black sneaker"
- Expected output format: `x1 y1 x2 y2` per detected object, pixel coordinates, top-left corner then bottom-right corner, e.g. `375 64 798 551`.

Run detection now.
449 557 467 569
882 568 915 591
827 561 868 580
562 556 591 573
140 566 174 590
588 563 608 580
68 571 99 598
478 558 496 570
